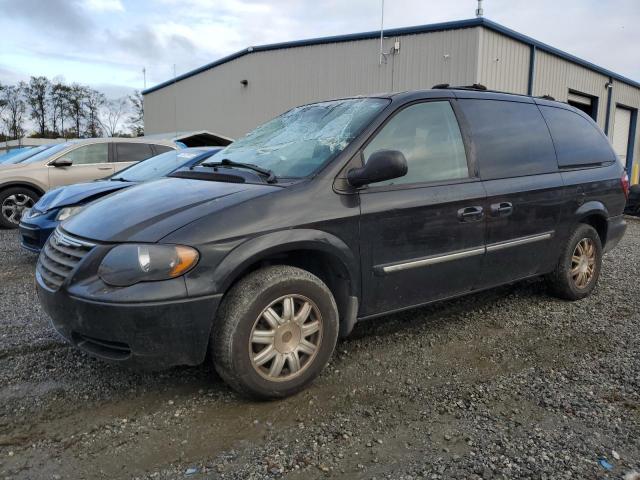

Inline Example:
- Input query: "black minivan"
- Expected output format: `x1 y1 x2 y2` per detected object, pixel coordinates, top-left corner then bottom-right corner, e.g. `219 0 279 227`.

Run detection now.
36 87 628 398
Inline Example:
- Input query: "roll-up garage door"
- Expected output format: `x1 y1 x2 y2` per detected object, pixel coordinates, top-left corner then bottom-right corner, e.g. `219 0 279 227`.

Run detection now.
612 106 632 168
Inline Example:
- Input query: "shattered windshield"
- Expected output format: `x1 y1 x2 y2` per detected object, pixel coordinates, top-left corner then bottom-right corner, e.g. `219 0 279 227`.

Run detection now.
217 98 389 178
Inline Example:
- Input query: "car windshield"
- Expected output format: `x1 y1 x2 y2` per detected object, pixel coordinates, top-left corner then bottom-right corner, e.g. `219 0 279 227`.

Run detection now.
216 98 389 178
112 149 211 182
13 143 71 165
2 144 57 165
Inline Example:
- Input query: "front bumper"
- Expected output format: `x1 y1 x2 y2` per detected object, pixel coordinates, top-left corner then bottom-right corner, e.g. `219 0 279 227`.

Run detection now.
37 273 222 370
604 214 626 253
19 210 59 253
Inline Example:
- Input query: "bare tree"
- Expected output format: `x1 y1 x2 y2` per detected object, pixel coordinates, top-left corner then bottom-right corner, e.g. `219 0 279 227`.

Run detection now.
99 97 128 136
128 90 144 136
24 76 50 137
1 84 27 140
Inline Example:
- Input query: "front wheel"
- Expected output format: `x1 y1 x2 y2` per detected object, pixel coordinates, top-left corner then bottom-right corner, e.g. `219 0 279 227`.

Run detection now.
546 224 603 300
212 265 339 399
0 187 40 229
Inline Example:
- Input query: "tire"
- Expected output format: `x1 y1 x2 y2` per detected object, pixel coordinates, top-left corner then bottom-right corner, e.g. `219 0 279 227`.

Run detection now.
546 224 603 300
0 187 40 229
212 265 339 399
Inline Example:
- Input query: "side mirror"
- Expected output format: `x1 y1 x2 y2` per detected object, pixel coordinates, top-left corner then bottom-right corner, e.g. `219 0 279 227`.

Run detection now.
52 157 73 167
347 150 408 187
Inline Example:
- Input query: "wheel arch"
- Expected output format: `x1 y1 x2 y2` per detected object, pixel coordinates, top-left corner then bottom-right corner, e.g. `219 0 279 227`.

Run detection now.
212 229 360 331
575 201 609 246
0 181 46 197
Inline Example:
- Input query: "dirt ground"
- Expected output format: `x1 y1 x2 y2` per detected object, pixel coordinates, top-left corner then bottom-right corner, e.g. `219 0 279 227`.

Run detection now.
1 219 639 479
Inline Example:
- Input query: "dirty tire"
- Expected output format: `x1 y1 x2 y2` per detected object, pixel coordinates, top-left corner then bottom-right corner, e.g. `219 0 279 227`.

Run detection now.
546 223 602 301
0 186 40 229
212 265 339 399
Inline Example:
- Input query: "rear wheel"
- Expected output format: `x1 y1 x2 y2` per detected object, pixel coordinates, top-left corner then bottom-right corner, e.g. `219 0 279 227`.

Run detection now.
212 265 339 399
546 224 602 300
0 187 39 229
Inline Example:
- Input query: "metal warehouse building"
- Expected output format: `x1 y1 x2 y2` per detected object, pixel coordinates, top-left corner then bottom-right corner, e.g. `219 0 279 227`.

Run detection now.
142 17 640 184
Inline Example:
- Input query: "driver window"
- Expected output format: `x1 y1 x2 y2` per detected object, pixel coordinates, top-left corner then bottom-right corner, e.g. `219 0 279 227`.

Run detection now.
64 143 109 165
363 101 469 186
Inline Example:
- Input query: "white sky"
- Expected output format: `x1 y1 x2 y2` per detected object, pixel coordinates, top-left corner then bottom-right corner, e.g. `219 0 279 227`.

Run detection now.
0 0 638 98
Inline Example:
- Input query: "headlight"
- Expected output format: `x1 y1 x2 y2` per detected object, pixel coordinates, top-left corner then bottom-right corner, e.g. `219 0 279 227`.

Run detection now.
56 205 85 221
98 244 199 287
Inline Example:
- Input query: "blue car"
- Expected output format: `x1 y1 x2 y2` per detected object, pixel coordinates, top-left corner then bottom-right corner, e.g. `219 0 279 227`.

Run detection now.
19 147 222 252
0 144 55 164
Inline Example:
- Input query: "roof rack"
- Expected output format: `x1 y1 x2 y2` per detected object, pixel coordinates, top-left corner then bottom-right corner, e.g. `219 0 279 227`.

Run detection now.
432 83 488 91
431 84 559 103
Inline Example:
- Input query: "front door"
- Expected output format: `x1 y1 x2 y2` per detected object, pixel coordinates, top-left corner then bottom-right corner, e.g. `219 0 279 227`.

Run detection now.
48 143 113 188
358 100 486 316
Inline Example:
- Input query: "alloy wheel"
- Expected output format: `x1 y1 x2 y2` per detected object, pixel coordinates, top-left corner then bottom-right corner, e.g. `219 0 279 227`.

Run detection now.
571 238 596 289
1 193 35 225
249 294 323 382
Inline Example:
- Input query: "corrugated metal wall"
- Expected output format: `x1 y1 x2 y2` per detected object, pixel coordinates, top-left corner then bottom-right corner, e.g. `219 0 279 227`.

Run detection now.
611 80 640 183
476 28 529 94
533 50 609 129
144 28 480 139
145 25 640 184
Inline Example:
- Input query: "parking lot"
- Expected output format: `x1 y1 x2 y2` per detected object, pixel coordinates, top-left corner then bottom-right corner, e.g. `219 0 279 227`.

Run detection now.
0 219 638 479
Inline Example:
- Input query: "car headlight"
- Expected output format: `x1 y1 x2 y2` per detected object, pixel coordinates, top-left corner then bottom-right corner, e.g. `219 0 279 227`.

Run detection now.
98 244 199 287
56 205 85 221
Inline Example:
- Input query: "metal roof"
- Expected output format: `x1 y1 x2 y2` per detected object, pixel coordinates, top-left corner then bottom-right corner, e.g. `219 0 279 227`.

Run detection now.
142 17 640 95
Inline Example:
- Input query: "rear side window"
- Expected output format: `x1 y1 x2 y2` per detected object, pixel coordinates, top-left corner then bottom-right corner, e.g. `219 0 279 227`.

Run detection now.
364 101 469 186
458 99 557 179
115 143 155 163
539 106 616 167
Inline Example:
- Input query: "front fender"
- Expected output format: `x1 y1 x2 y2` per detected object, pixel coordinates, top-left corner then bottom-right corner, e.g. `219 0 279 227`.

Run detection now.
202 229 360 298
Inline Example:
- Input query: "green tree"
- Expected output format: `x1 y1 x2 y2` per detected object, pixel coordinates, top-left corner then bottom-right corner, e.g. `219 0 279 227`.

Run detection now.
84 88 105 137
24 76 50 137
49 81 70 137
65 84 87 138
128 90 144 136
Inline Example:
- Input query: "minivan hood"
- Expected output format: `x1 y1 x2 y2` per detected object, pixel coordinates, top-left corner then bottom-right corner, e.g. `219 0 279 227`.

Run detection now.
35 181 132 212
62 177 279 243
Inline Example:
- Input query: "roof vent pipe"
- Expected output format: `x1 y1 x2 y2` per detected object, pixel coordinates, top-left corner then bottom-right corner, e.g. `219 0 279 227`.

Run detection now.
476 0 484 17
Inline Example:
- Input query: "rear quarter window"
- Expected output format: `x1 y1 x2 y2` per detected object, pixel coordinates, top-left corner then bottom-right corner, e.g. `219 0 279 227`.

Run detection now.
458 99 557 179
538 106 616 167
115 143 155 163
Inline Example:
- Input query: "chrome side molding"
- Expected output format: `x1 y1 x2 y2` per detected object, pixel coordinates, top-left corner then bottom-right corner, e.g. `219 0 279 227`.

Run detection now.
377 231 554 274
485 231 553 252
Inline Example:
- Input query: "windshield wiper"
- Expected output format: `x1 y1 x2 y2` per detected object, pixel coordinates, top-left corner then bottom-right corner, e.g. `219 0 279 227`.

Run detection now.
109 177 130 182
201 158 277 183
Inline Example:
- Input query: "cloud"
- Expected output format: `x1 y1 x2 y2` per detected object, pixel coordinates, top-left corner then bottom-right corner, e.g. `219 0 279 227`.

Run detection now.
0 0 638 92
0 0 93 35
83 0 125 12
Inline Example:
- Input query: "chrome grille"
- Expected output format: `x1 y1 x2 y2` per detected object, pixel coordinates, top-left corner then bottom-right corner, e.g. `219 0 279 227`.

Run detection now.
37 228 94 290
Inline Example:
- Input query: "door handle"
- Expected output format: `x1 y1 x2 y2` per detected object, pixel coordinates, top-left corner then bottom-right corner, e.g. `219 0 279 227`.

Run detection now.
97 166 112 170
457 206 484 222
490 202 513 217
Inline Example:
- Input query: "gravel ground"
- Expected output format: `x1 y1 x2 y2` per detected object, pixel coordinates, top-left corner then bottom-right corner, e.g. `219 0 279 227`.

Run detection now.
1 219 639 480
